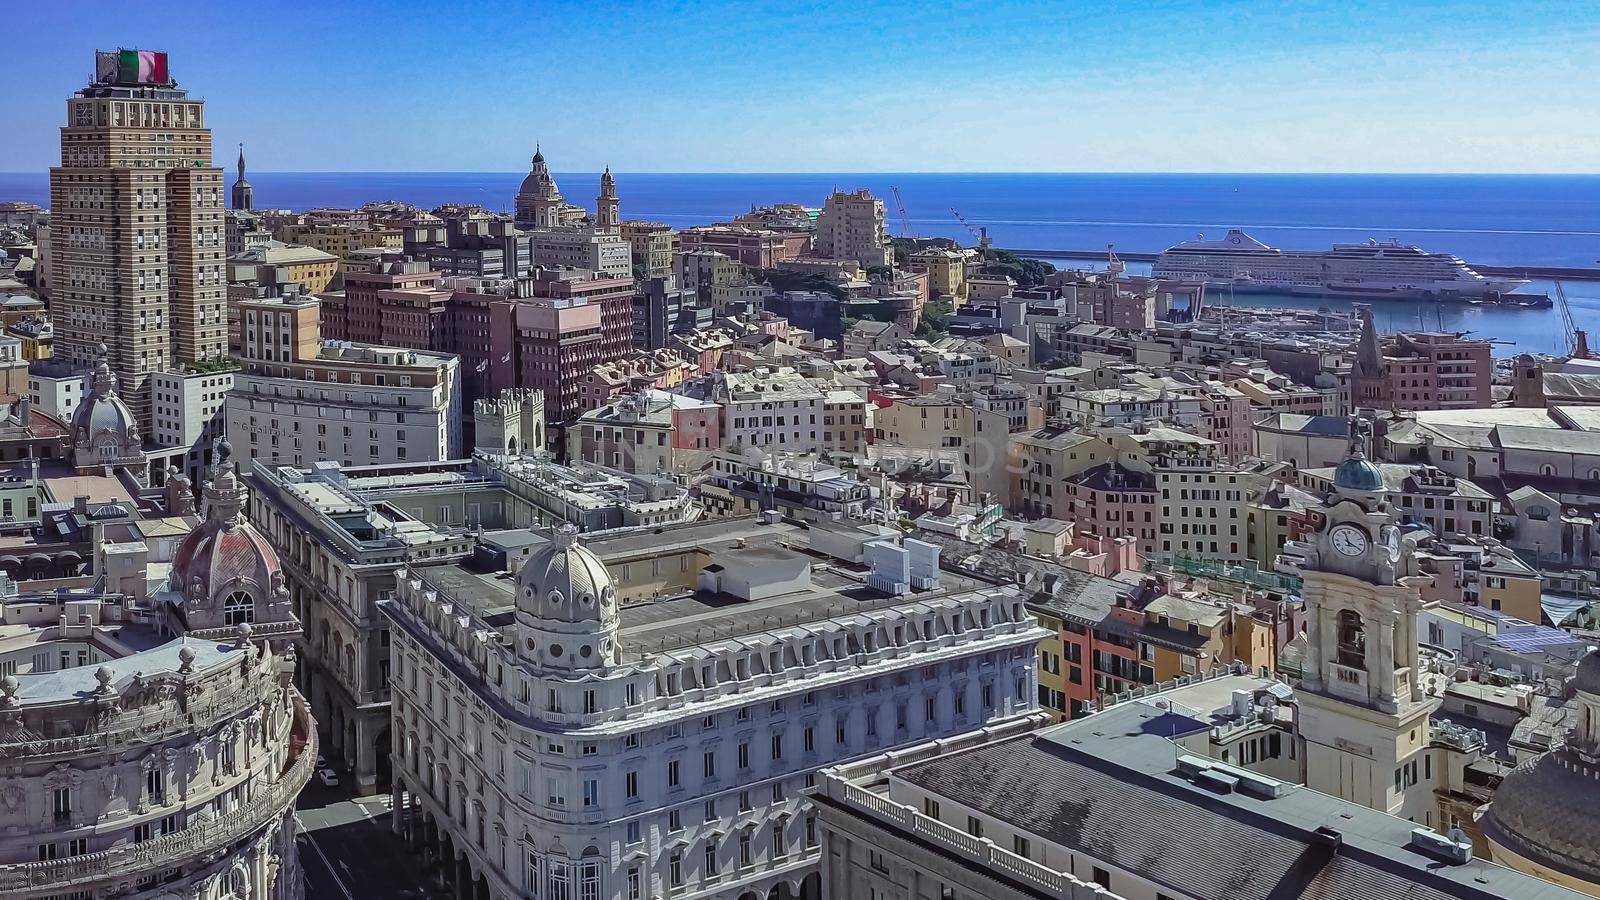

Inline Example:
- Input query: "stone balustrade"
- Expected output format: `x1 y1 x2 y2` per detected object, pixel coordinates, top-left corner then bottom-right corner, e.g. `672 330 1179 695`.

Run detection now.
0 671 277 761
0 694 315 894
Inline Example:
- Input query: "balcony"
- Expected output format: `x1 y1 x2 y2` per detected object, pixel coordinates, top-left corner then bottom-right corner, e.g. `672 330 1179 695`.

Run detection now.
0 694 316 894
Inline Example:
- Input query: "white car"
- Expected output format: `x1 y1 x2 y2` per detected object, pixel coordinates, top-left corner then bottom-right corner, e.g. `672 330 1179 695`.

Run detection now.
316 754 327 769
318 768 339 787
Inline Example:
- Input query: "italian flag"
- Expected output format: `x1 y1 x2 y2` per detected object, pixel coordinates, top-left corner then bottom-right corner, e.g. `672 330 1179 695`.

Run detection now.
119 49 168 84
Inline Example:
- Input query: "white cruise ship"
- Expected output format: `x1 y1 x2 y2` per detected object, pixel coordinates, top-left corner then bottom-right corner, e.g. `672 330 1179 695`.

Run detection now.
1151 229 1529 300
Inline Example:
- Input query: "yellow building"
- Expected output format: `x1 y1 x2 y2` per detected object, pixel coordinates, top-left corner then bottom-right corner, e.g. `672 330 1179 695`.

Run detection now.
7 318 52 360
278 222 401 259
908 247 969 306
1476 545 1543 622
227 240 341 295
621 221 677 280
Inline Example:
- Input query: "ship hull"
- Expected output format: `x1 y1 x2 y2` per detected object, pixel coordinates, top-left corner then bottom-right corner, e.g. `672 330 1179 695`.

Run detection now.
1180 278 1546 306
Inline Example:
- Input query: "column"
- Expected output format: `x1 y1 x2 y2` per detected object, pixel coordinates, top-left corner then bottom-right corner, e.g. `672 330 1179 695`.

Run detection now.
391 781 405 835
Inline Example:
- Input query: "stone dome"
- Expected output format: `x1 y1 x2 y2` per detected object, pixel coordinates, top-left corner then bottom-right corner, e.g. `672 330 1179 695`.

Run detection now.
1332 451 1384 493
514 525 618 671
1478 646 1600 890
1576 647 1600 697
516 145 562 201
1480 750 1600 887
71 354 142 470
170 445 287 632
517 525 616 624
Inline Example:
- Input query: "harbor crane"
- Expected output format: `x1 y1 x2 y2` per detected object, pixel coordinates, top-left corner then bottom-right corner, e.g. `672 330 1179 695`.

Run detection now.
1106 243 1125 277
949 207 992 260
1554 280 1592 359
890 185 915 239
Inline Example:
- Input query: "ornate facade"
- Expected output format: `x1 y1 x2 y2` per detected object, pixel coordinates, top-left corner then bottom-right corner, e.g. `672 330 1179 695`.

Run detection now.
0 454 309 900
380 521 1047 900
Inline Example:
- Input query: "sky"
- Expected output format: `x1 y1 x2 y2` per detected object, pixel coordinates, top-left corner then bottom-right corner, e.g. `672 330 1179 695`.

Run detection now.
6 0 1599 173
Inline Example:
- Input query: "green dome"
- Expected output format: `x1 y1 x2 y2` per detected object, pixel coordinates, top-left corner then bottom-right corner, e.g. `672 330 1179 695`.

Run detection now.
1333 455 1384 492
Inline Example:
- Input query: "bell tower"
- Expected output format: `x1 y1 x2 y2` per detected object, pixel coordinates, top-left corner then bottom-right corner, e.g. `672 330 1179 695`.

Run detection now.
595 166 619 232
1294 418 1438 817
231 143 253 211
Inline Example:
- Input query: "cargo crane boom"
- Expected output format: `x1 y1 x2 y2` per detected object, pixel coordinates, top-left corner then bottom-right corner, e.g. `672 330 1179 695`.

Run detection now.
890 185 915 239
949 207 992 262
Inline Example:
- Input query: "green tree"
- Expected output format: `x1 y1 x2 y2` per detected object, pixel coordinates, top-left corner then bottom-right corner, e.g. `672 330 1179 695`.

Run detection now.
917 298 954 336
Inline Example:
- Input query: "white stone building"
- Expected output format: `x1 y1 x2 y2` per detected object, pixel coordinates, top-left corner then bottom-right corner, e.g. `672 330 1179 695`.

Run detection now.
151 367 234 481
225 342 461 470
527 228 633 279
379 519 1046 900
26 361 87 428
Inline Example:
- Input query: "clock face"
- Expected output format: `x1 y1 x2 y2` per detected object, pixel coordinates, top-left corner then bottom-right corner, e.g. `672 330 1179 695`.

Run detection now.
1330 524 1369 558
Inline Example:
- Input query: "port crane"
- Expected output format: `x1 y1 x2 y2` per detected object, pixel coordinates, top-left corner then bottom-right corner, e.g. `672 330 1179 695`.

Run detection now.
1554 280 1592 359
949 207 992 261
1106 243 1125 277
889 186 915 239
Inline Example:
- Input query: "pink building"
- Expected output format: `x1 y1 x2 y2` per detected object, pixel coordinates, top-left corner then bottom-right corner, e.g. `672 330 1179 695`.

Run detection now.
678 226 810 268
1350 308 1493 411
1059 462 1159 557
570 389 721 474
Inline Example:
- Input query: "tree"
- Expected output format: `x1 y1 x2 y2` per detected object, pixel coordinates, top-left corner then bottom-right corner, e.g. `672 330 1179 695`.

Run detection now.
917 298 954 336
987 249 1056 287
865 264 894 281
754 268 848 301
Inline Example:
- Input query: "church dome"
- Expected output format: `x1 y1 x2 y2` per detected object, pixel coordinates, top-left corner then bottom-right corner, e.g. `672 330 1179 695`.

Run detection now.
170 443 289 633
1576 647 1600 697
514 525 618 670
71 355 142 469
1332 452 1384 493
516 145 562 200
1480 751 1600 887
1478 647 1600 890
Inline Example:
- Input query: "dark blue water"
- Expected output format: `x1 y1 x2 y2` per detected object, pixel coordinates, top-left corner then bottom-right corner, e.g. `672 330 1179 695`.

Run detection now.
3 172 1596 353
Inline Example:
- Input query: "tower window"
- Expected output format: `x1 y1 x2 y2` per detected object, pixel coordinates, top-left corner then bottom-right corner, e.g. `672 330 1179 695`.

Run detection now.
1336 609 1365 669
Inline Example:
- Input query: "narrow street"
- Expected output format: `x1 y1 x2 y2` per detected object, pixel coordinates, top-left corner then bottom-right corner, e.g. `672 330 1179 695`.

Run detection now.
296 779 442 900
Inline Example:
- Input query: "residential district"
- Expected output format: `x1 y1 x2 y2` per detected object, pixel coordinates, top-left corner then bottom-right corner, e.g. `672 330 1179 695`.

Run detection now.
0 48 1598 900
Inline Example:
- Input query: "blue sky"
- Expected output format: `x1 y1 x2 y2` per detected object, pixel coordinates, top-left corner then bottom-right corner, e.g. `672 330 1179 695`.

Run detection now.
7 0 1598 173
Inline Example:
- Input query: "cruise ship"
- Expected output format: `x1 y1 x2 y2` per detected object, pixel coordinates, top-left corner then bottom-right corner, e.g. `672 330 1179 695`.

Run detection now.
1152 229 1530 301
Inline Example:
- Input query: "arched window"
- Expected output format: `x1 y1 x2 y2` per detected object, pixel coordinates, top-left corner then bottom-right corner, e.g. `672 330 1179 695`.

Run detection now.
1541 464 1557 477
1336 609 1366 669
224 591 254 626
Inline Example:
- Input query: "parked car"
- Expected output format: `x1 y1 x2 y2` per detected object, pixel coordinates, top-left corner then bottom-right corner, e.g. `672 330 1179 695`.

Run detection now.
318 768 339 787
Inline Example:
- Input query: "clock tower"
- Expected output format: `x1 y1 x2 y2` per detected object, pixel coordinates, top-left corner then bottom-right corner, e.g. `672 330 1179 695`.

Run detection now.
1294 420 1439 817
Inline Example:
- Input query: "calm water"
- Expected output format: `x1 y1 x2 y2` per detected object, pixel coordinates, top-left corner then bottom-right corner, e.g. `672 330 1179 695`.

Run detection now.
3 171 1596 354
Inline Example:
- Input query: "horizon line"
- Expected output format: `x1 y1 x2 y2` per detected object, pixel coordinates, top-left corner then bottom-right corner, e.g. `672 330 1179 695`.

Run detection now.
5 170 1600 178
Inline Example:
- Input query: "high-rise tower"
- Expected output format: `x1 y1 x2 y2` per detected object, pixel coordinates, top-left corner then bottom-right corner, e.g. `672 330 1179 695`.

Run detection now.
50 49 228 425
231 142 254 211
595 166 619 232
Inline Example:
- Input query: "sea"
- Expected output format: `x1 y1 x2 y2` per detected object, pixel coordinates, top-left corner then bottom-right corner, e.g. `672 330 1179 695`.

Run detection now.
3 171 1597 356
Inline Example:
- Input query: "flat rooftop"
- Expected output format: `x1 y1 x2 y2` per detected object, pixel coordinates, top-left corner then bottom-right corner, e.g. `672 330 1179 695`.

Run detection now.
415 519 988 661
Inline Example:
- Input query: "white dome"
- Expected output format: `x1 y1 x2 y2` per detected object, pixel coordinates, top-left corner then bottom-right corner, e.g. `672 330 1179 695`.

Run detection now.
514 526 618 671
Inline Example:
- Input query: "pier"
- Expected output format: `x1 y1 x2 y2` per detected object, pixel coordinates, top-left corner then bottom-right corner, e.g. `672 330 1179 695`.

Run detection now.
1011 248 1600 281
